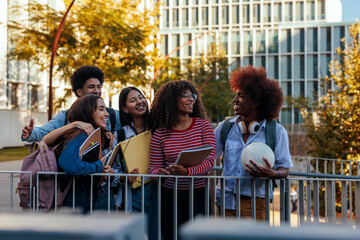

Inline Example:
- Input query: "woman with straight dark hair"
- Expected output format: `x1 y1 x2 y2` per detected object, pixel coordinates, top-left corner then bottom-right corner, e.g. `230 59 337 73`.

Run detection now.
112 86 158 240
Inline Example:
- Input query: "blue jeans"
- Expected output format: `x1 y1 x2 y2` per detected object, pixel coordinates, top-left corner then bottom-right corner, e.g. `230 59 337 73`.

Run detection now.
94 183 115 211
132 182 159 240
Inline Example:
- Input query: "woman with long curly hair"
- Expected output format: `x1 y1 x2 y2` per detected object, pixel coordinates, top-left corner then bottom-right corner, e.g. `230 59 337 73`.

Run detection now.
214 65 293 220
149 80 216 240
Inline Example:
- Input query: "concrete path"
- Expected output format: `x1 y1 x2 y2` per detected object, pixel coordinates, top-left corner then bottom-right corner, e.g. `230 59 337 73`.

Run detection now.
0 160 23 212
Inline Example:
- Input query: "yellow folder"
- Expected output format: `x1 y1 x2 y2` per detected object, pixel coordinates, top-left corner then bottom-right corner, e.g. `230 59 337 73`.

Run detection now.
119 130 152 189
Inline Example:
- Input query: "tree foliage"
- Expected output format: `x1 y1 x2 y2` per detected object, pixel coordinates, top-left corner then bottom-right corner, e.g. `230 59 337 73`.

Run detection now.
154 45 233 122
301 23 360 159
8 0 160 101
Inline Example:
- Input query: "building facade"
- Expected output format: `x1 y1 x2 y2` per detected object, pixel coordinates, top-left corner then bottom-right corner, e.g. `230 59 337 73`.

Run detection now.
157 0 355 126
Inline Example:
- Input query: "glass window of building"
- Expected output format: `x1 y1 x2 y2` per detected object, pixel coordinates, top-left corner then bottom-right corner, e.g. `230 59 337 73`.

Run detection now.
171 34 180 56
267 56 279 79
192 8 199 26
182 0 189 6
164 0 170 6
6 82 19 110
263 3 271 23
294 108 304 124
294 55 305 79
320 27 331 51
320 54 331 77
182 8 189 26
281 56 291 79
27 85 39 111
306 28 318 52
333 26 345 51
268 30 279 53
211 0 218 4
294 29 304 52
256 30 265 54
306 1 315 20
318 0 325 20
172 9 179 27
307 80 318 101
274 3 282 22
171 0 179 6
295 2 304 21
191 0 199 4
212 7 219 25
231 31 240 55
307 54 318 79
281 108 292 124
200 0 208 4
162 9 170 28
220 32 228 54
242 4 250 24
255 56 266 68
280 29 291 53
222 6 229 25
230 57 241 71
232 5 240 24
294 81 305 98
243 31 253 54
284 2 293 22
160 35 168 56
184 34 192 57
242 56 253 66
281 81 292 97
201 7 208 26
253 4 260 23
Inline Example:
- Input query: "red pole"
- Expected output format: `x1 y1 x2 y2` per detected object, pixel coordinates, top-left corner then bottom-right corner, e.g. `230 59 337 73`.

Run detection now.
48 0 76 120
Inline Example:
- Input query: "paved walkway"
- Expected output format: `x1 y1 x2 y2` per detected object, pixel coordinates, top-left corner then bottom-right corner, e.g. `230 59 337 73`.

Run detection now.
0 160 22 211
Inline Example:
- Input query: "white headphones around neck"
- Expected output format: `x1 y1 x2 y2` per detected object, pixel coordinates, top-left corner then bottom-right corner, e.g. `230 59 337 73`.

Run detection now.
238 120 260 134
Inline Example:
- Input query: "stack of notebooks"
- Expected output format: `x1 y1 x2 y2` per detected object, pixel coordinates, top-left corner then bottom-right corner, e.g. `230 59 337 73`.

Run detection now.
79 127 102 163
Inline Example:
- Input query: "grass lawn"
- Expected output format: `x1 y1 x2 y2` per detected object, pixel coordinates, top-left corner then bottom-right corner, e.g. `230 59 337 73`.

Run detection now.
0 146 31 162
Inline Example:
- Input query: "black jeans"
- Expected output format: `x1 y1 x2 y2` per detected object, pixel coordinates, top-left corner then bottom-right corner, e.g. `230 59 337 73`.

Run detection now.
161 188 206 240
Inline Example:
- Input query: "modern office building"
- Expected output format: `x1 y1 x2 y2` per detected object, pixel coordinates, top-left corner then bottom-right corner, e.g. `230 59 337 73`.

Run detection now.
157 0 355 126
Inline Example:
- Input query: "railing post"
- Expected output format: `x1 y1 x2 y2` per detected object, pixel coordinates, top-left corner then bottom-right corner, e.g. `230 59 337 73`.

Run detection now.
326 180 335 223
279 179 285 223
341 180 348 224
236 178 241 219
285 178 291 223
313 180 319 222
265 179 270 223
355 181 360 224
299 180 305 224
306 179 311 222
251 178 256 221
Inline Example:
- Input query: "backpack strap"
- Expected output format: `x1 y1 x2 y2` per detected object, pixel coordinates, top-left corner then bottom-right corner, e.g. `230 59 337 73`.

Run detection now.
220 117 236 152
106 107 116 132
265 119 276 152
116 128 127 172
64 109 70 126
265 119 278 189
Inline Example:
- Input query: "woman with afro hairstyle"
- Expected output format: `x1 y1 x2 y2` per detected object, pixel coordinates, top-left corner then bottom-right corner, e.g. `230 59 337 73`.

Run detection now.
149 80 216 240
214 65 293 220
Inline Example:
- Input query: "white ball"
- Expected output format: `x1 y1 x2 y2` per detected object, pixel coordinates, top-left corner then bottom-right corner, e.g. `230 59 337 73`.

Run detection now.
241 142 275 170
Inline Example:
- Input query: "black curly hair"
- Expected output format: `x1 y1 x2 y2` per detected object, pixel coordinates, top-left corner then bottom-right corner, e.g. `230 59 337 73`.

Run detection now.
150 80 208 132
71 65 104 97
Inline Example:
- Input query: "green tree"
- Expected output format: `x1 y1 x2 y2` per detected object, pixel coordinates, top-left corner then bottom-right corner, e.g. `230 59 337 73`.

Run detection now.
8 0 159 108
154 45 233 122
301 23 360 160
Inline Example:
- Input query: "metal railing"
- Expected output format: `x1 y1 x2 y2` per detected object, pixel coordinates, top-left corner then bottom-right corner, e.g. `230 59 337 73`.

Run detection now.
1 160 360 239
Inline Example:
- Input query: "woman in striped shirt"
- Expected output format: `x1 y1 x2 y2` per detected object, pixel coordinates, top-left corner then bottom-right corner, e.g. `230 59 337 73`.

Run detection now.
149 80 216 240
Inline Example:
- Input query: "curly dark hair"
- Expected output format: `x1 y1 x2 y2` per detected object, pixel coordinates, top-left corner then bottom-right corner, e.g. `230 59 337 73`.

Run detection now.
119 86 150 133
71 65 104 97
150 80 208 132
230 65 284 120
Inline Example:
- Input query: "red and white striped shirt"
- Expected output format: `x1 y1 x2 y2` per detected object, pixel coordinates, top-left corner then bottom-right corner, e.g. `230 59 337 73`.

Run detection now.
149 117 216 190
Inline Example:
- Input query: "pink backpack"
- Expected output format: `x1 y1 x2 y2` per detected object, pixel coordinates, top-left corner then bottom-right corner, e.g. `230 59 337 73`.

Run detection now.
17 141 71 211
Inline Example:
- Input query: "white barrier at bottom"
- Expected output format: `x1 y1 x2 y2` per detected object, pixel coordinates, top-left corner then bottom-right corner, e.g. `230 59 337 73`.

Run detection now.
0 212 144 240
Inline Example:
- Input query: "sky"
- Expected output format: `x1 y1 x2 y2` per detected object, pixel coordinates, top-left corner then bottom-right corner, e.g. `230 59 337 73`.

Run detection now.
341 0 360 21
